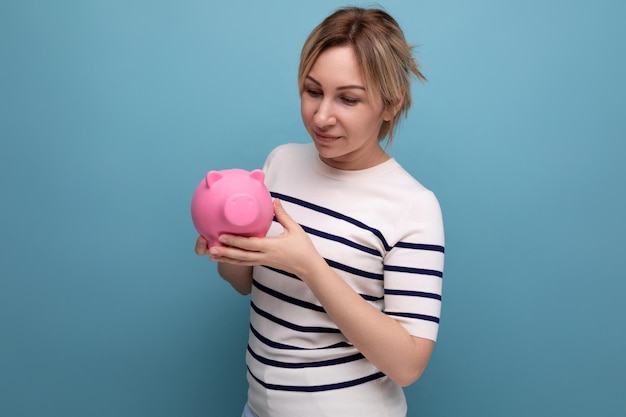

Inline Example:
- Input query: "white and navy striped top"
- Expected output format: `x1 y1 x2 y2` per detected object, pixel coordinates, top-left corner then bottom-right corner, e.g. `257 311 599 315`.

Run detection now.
246 143 445 417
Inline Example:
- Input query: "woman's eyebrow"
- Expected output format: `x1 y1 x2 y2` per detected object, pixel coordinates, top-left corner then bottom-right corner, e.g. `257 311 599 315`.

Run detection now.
306 75 366 91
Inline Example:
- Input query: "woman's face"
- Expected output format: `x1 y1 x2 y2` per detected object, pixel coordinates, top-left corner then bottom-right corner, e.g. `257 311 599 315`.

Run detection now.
301 46 393 170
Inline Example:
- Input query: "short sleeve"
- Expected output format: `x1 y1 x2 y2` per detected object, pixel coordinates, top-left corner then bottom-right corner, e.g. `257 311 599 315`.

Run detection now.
383 190 445 342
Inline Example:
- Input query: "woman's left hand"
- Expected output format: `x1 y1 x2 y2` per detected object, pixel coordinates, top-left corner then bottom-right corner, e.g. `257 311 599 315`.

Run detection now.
209 199 323 277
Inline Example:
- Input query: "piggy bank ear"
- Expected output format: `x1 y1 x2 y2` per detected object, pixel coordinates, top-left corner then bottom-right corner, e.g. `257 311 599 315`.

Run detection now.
249 169 265 183
206 171 223 188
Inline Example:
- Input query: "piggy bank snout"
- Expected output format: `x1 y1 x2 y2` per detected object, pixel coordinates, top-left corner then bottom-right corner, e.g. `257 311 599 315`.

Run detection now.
224 193 261 226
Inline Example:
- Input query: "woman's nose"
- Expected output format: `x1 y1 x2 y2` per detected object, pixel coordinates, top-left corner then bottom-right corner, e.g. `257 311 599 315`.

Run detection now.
313 99 337 128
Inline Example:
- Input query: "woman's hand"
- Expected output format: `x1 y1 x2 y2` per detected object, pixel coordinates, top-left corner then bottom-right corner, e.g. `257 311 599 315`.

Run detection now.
194 235 210 256
208 199 325 277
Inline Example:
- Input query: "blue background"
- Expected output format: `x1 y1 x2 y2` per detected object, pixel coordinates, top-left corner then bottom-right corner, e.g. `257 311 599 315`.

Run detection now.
1 1 625 416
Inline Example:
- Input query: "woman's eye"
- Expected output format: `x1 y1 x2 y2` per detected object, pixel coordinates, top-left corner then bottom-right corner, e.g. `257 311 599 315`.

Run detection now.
341 96 359 105
306 88 322 97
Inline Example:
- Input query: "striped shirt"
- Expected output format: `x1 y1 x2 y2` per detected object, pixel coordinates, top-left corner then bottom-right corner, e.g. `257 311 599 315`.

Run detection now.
246 143 445 417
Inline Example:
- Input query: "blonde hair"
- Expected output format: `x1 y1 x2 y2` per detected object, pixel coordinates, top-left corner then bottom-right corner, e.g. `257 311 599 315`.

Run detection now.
298 7 425 143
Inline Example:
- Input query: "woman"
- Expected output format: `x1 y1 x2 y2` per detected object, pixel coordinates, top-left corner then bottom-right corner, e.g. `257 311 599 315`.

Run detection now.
195 7 444 417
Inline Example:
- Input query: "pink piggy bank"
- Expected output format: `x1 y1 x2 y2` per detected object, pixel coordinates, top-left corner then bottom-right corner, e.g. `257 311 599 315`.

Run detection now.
191 169 274 247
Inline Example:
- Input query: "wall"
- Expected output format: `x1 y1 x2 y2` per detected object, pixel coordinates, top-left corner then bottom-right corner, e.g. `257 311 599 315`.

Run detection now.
1 1 624 416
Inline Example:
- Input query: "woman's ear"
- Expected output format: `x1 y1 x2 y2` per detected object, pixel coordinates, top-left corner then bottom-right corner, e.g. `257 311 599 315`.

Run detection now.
383 94 405 121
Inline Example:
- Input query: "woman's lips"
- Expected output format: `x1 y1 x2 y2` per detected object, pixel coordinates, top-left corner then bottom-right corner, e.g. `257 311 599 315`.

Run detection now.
314 131 340 142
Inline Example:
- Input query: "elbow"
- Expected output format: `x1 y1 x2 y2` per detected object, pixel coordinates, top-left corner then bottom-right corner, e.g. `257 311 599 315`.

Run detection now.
234 284 252 296
226 276 252 295
217 263 253 295
389 366 426 387
388 336 435 386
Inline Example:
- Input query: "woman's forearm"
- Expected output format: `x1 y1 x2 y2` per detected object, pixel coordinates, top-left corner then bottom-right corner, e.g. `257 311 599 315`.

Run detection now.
300 256 434 386
196 236 253 295
217 263 253 295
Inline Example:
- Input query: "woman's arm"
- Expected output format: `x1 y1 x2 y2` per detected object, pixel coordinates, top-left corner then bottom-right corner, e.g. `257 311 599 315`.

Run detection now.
195 236 253 295
209 200 434 386
299 256 434 386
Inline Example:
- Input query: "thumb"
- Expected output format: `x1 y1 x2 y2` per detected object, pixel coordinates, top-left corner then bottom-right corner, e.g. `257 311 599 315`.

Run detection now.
273 199 296 230
195 235 209 256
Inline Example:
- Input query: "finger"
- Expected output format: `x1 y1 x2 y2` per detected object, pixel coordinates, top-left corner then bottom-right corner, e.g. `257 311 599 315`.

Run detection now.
217 234 263 252
272 199 296 230
209 252 254 265
195 236 209 256
210 244 261 263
